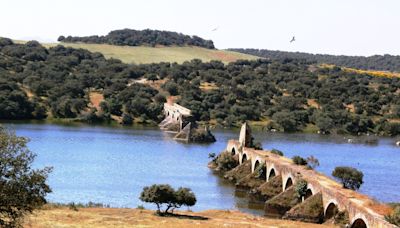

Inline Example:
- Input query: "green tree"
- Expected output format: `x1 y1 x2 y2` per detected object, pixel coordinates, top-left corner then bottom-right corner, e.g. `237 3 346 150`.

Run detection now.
0 127 52 227
332 166 363 190
292 155 308 166
139 184 196 214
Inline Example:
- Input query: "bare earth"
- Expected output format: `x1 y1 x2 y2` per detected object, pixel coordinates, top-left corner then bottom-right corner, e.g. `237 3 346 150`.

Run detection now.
24 207 337 228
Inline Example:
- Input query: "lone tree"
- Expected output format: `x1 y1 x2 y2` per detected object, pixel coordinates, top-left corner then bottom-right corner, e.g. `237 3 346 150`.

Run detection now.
139 184 196 215
0 127 52 227
332 166 364 190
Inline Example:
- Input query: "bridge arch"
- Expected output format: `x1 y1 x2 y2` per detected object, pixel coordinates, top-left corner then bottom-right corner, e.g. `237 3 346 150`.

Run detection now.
267 165 278 182
304 183 316 200
231 147 236 156
350 213 369 228
324 200 339 220
241 153 248 164
283 176 294 191
253 159 267 180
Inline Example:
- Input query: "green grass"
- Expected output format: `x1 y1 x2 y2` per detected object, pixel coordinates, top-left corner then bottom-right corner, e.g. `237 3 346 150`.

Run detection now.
40 42 259 64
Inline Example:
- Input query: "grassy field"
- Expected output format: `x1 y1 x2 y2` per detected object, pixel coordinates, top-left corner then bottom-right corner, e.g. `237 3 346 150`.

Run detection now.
24 207 337 228
39 42 259 64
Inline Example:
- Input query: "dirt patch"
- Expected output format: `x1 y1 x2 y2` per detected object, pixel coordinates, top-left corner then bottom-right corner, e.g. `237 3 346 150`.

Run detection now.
24 207 336 228
89 91 104 110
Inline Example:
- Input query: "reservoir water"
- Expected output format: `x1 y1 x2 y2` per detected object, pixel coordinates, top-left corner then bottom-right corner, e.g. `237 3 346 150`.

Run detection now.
4 123 400 214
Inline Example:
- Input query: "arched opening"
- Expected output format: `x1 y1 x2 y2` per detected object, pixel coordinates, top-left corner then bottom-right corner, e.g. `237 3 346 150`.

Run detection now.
325 203 338 220
284 177 293 190
231 147 236 156
241 153 247 163
351 218 367 228
269 168 276 180
304 189 313 200
167 111 169 116
254 160 260 171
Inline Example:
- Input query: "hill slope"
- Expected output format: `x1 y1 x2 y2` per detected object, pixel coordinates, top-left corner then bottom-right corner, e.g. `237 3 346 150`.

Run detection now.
41 42 259 64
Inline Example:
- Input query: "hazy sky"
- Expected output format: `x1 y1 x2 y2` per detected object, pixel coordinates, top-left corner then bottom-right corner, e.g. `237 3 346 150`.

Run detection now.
1 0 399 56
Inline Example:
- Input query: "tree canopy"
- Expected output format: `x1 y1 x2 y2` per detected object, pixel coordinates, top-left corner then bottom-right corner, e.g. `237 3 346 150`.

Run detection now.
58 29 215 49
0 127 52 227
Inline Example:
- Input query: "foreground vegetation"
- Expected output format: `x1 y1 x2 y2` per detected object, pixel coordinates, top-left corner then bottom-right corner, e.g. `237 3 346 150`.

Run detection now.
0 127 51 227
2 38 400 136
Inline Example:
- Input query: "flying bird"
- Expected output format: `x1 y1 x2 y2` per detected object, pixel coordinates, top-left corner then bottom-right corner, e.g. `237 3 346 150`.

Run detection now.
290 36 296 43
212 27 219 32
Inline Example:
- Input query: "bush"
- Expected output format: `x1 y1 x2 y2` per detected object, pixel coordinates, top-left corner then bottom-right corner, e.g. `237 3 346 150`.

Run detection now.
215 151 238 171
385 206 400 226
271 149 284 156
139 184 196 214
0 127 52 227
295 179 308 199
292 155 308 166
332 166 363 190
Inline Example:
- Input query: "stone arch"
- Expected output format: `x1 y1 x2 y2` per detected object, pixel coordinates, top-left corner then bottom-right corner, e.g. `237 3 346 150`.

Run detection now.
268 168 276 181
254 160 261 173
304 183 315 200
324 201 339 220
241 153 248 164
350 214 369 228
253 159 267 180
231 147 236 156
284 177 293 190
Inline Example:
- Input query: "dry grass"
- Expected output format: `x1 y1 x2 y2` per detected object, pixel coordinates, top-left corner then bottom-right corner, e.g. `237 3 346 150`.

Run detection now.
318 64 400 78
24 207 336 228
37 42 259 64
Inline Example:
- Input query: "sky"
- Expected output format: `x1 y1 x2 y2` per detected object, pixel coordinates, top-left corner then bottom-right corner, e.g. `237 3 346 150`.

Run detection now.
1 0 399 56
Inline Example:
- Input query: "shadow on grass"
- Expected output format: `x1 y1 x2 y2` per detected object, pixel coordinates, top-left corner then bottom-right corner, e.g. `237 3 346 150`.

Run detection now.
157 212 209 221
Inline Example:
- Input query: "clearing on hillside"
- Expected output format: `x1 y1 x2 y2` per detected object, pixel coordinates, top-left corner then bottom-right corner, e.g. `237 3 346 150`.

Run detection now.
41 42 259 64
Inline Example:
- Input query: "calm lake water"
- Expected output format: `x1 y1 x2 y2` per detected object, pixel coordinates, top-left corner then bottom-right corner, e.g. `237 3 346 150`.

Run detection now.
3 123 400 214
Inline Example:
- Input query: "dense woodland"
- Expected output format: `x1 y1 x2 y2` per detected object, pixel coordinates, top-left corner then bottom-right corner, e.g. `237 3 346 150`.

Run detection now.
230 49 400 72
58 29 215 49
1 37 400 136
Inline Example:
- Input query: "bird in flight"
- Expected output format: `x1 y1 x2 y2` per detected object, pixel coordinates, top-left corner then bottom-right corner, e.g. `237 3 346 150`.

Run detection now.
212 27 219 32
290 36 296 43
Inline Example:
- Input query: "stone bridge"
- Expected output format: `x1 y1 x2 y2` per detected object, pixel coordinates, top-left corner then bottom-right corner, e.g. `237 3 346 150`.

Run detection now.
225 123 396 228
159 103 193 141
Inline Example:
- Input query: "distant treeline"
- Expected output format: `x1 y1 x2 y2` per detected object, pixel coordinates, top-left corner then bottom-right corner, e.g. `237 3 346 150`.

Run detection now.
230 48 400 72
58 29 215 49
1 37 400 136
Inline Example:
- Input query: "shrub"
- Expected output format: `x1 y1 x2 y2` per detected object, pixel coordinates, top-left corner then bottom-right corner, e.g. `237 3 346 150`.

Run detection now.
332 166 363 190
255 163 266 179
306 155 320 169
295 179 308 199
292 155 308 166
215 151 238 171
385 206 400 226
271 149 284 156
0 127 52 227
139 184 196 214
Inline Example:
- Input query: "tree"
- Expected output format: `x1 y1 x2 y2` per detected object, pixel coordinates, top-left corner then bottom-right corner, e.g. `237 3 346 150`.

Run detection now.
332 166 363 190
295 179 308 199
215 151 238 171
139 184 196 214
0 127 52 227
306 155 320 169
292 155 308 166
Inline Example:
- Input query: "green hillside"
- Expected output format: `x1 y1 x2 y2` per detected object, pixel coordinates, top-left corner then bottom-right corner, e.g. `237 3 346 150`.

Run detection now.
42 42 259 64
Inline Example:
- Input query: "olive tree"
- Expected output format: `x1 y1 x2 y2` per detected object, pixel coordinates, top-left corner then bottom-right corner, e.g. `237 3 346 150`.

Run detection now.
0 127 52 227
139 184 196 214
332 166 363 190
